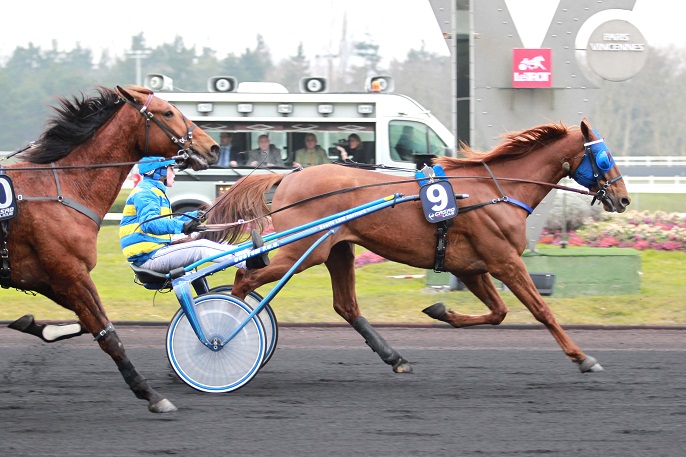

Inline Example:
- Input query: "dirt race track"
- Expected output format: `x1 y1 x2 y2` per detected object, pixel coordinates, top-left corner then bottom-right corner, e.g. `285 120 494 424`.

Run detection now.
1 324 685 457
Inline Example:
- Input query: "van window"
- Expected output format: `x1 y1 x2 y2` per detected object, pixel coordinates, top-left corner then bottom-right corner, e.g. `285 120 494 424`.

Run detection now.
201 121 375 168
389 121 448 162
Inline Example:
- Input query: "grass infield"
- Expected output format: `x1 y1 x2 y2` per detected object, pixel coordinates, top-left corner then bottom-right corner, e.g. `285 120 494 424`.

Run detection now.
0 226 684 326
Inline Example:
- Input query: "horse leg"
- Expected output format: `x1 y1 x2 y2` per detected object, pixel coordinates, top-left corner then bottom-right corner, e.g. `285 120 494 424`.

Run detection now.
498 262 603 373
326 242 412 374
45 278 178 412
423 273 508 326
8 314 88 342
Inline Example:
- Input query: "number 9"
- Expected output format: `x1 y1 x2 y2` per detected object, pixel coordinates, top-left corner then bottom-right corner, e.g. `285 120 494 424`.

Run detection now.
426 183 448 211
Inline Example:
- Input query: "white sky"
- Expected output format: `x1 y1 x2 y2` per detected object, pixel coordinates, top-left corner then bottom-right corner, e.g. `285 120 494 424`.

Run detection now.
0 0 682 65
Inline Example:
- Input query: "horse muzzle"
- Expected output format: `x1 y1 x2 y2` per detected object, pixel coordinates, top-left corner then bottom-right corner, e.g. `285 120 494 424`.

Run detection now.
177 146 218 171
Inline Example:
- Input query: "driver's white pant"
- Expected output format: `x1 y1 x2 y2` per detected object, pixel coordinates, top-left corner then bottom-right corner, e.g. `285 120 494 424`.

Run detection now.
140 239 246 272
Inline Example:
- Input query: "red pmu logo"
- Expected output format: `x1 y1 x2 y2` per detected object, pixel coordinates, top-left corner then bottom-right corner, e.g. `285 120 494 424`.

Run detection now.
512 48 552 88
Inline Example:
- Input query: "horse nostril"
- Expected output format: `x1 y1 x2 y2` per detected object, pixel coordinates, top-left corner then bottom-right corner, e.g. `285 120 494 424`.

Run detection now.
622 197 631 208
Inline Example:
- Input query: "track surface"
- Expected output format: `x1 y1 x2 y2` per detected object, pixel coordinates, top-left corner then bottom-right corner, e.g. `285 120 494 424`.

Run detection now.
1 325 685 456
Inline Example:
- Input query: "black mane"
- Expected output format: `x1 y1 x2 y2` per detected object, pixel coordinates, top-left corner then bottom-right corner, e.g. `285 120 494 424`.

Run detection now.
21 86 123 164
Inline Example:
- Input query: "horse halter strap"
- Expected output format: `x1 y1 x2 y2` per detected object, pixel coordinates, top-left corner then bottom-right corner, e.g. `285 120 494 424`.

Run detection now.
121 93 196 158
480 163 533 214
577 135 623 206
16 163 103 227
0 167 10 288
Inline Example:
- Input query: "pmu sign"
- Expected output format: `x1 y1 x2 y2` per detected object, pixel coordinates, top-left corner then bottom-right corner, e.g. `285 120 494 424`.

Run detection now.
512 48 552 88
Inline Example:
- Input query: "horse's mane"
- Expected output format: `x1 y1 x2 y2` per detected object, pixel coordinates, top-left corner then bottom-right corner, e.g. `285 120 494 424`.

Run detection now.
436 122 572 168
20 86 128 164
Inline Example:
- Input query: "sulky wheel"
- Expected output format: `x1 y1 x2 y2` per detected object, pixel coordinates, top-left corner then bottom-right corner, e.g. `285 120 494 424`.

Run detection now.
208 285 279 368
166 294 266 393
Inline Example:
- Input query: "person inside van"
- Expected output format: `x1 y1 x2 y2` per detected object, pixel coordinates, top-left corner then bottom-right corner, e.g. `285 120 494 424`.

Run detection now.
293 133 332 167
217 132 244 168
395 126 418 161
336 133 373 164
247 134 284 168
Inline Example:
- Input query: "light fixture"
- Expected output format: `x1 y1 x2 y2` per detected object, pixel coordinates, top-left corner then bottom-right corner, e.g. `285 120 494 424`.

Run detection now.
277 104 293 115
197 103 213 113
317 104 334 115
237 103 253 114
357 104 374 115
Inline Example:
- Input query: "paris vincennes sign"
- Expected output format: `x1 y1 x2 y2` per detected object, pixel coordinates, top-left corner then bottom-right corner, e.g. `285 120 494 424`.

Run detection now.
512 48 552 88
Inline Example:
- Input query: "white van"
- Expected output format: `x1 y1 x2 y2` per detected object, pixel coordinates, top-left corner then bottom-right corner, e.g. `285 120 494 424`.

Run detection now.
149 75 455 212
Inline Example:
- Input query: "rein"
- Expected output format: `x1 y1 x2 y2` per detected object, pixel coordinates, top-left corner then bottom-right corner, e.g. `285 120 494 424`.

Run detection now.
201 170 593 231
0 155 190 172
2 91 197 229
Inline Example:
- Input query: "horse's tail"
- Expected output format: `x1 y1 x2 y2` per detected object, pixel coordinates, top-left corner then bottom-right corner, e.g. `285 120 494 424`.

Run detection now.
201 173 285 244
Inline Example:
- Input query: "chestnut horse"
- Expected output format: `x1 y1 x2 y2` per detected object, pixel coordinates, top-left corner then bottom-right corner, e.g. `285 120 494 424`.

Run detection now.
2 85 218 412
204 118 630 375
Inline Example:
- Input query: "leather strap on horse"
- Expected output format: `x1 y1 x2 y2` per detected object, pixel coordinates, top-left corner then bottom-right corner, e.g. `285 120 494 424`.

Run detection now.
17 162 102 228
480 163 533 214
433 219 452 273
0 167 10 288
0 219 9 289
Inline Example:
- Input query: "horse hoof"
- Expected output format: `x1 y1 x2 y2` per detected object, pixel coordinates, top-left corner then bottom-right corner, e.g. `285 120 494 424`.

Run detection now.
392 358 414 374
148 398 178 413
8 314 35 332
578 356 604 373
422 302 447 320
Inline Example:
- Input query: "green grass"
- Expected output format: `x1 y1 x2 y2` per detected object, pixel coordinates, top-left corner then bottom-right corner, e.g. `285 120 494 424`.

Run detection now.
0 226 684 326
628 193 686 213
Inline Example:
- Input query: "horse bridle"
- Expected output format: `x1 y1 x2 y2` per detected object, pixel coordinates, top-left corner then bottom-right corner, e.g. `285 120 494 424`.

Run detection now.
565 135 624 207
120 92 198 169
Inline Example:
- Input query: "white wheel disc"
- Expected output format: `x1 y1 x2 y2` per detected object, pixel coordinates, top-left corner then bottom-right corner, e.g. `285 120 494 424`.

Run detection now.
166 294 265 393
208 286 278 367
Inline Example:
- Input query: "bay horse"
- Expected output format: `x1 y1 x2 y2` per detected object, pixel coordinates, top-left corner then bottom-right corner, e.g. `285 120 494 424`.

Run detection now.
203 118 630 375
2 85 218 412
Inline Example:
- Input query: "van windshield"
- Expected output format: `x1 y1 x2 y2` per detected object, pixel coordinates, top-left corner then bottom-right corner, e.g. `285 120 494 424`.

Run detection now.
389 120 449 163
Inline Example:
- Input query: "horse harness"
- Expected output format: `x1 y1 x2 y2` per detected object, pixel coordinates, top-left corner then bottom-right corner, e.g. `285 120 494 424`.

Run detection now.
416 163 533 273
0 167 13 287
0 90 199 289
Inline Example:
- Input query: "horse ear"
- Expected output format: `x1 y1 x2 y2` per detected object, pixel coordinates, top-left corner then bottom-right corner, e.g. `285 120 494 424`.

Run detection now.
116 85 136 103
580 118 591 141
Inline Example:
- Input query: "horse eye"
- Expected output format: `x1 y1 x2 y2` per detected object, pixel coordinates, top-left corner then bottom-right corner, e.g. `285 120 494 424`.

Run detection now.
163 110 174 118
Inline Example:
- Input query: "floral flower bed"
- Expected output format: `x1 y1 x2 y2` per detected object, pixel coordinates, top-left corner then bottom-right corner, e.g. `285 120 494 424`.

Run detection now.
539 210 686 251
355 251 387 268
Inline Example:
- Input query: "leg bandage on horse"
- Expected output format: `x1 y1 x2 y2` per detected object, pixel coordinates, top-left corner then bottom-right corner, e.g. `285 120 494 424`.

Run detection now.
352 316 411 371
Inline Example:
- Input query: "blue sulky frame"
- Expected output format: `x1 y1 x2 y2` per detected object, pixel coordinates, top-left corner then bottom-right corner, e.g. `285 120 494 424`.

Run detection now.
162 187 468 393
172 193 420 350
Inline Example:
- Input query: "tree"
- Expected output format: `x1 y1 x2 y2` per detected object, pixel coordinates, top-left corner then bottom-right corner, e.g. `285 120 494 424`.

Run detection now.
388 44 452 129
269 43 311 92
220 35 273 84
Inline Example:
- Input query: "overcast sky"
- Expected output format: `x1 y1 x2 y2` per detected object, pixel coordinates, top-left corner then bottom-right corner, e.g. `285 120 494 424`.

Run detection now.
0 0 682 65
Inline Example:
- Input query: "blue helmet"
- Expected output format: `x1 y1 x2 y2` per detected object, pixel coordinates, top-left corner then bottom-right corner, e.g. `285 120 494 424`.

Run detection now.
137 156 176 181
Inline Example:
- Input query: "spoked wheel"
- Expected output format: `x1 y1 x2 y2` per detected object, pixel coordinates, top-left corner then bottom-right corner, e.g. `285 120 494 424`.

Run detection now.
208 285 278 367
166 294 266 393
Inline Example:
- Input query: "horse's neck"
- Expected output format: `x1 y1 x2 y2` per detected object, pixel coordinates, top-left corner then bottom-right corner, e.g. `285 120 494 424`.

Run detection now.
490 143 573 209
58 123 139 218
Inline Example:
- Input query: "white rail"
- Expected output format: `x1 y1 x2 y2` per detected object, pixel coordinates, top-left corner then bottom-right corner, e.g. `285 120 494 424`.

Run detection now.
622 176 686 193
614 156 686 167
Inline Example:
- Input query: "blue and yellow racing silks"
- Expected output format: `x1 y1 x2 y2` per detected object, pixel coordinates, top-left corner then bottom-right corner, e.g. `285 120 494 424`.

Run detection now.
119 178 196 266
